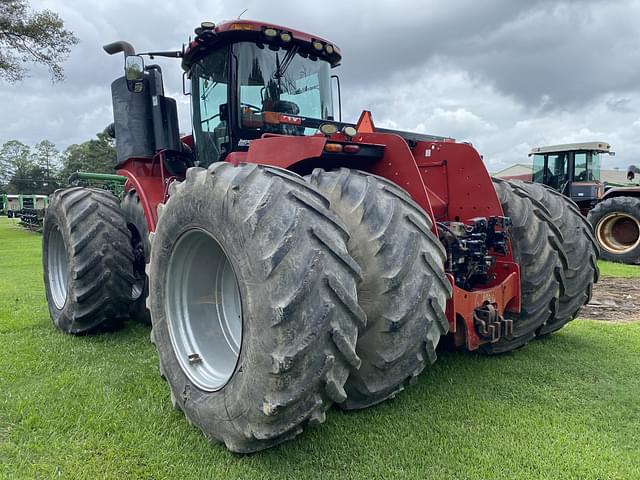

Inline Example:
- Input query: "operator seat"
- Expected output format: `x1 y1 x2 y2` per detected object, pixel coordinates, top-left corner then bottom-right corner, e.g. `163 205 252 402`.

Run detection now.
263 99 300 115
262 99 305 135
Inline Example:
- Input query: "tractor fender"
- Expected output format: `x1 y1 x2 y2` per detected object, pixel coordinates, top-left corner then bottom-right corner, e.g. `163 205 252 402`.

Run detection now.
602 186 640 200
243 132 438 233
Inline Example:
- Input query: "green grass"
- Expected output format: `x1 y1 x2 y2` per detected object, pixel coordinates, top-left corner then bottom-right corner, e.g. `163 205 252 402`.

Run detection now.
598 260 640 278
1 216 639 479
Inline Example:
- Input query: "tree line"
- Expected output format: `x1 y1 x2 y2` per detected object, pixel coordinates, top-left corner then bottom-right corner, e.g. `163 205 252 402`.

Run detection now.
0 133 116 195
1 0 86 195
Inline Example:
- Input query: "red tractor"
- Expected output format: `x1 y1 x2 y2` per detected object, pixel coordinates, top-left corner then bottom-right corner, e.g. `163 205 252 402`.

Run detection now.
41 20 598 452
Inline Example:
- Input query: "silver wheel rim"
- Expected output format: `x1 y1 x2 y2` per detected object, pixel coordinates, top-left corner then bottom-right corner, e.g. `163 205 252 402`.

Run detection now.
596 212 640 255
165 228 242 392
48 225 69 310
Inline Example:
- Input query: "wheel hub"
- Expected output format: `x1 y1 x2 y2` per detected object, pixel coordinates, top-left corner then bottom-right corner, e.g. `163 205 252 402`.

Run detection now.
47 225 69 309
596 212 640 255
165 228 242 392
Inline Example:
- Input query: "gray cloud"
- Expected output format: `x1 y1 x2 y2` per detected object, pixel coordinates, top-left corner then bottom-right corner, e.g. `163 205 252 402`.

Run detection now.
1 0 640 171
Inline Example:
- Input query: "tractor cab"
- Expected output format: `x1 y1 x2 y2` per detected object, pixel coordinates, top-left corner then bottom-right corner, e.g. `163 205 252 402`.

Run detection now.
181 21 341 166
529 141 613 209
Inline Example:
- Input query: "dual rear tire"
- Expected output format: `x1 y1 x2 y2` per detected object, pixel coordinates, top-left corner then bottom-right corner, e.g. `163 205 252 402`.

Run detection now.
308 168 450 409
147 165 450 450
483 179 599 353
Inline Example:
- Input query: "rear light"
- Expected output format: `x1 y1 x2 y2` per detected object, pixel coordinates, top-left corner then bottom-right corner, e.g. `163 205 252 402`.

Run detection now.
324 143 343 153
343 145 360 153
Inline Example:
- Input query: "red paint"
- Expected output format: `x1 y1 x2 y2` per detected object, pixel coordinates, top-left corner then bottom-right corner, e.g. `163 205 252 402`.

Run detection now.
116 154 174 232
245 135 327 167
415 141 508 229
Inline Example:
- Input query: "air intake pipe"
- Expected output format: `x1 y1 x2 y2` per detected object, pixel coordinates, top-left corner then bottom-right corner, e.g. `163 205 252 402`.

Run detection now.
103 41 136 57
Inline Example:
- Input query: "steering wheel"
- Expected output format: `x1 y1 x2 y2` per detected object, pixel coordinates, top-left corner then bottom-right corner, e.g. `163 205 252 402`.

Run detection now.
201 113 220 124
241 102 262 112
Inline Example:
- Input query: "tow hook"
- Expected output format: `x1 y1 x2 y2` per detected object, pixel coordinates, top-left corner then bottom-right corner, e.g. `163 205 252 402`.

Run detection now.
473 303 513 343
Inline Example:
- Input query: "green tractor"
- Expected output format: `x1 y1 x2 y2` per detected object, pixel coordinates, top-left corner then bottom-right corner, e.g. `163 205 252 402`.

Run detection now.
526 142 640 264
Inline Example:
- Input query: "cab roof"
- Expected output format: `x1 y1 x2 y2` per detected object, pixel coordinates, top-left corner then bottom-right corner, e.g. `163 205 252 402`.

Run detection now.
182 19 342 70
529 141 612 155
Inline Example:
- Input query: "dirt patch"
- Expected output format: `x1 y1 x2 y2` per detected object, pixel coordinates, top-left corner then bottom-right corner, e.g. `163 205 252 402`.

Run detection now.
579 277 640 322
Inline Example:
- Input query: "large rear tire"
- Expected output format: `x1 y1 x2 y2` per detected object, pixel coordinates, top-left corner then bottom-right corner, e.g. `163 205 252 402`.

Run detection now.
588 196 640 265
308 168 450 410
121 190 151 324
481 179 562 354
148 163 363 453
42 187 135 334
513 182 599 335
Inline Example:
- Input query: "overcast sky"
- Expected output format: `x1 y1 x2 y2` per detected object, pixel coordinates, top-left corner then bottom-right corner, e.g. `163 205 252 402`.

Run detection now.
2 0 640 171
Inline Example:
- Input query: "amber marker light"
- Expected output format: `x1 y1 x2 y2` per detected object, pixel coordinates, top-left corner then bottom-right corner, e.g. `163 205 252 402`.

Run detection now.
324 143 343 153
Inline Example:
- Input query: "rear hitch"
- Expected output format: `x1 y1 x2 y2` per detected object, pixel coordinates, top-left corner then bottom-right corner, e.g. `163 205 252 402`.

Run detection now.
473 303 513 343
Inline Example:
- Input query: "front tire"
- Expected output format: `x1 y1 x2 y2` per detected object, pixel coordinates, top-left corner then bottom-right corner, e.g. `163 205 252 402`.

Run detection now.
588 196 640 265
42 187 135 334
148 163 363 452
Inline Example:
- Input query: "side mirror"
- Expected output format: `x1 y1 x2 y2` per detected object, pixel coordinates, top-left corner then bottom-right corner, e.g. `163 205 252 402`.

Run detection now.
125 55 145 92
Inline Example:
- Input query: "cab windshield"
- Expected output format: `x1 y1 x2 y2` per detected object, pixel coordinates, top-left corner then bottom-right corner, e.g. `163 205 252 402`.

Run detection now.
234 42 333 135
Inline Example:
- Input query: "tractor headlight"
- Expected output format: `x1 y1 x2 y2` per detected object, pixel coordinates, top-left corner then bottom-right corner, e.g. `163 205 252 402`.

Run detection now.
342 126 357 137
264 28 278 38
320 123 338 135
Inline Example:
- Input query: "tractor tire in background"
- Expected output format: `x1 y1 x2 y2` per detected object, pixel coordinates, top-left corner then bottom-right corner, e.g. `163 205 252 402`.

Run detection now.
42 187 135 334
513 181 599 335
121 190 151 324
481 179 562 354
588 196 640 265
148 163 363 453
308 168 451 410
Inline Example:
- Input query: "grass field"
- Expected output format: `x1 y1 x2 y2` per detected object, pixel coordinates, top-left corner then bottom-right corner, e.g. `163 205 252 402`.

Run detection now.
1 216 639 479
598 259 640 278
